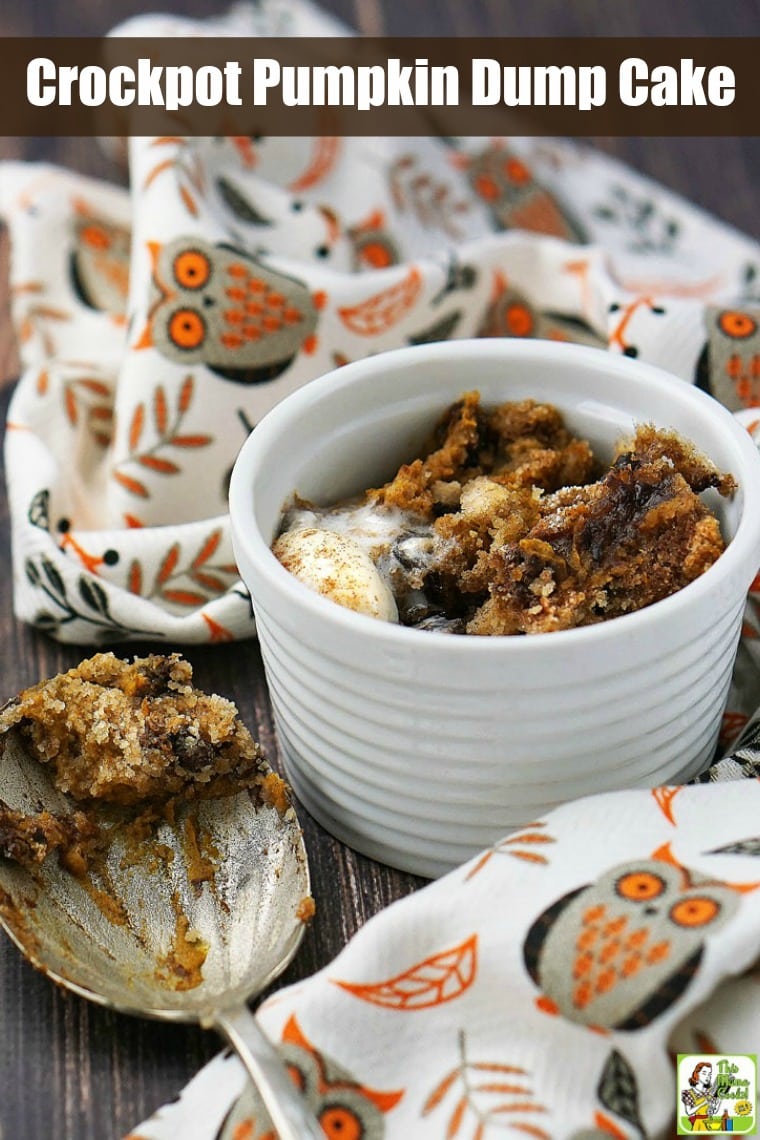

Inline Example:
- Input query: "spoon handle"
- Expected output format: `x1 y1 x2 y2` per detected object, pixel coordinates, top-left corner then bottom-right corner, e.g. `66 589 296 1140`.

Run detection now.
213 1003 324 1140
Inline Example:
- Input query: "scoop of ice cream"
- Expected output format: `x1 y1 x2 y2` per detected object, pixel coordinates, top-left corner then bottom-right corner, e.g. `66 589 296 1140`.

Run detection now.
273 528 399 622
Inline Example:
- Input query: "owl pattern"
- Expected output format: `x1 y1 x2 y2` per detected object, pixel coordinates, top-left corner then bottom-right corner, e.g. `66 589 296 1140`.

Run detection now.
478 273 605 349
523 846 742 1031
135 237 320 384
695 305 760 410
461 143 587 243
217 1014 404 1140
70 212 131 317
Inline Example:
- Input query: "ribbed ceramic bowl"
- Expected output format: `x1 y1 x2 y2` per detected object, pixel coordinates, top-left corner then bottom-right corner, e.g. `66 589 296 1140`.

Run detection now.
229 340 760 878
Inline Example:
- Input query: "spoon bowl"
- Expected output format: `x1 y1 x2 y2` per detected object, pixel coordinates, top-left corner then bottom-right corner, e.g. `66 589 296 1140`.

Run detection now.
0 725 323 1139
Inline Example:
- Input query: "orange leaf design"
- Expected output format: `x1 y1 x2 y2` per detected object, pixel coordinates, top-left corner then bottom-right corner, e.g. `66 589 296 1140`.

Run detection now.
143 158 175 189
157 543 180 585
202 613 234 642
422 1067 460 1114
447 1095 468 1139
90 407 113 421
505 832 553 846
192 571 227 593
593 1111 629 1140
287 136 341 192
113 470 149 498
37 369 48 395
652 785 681 826
192 529 222 568
154 386 168 434
507 851 550 865
129 404 145 451
78 379 111 396
64 387 77 425
171 434 213 448
162 589 207 606
33 306 70 321
179 375 194 414
137 456 180 474
11 281 44 296
333 934 477 1010
180 184 198 216
509 1125 550 1139
338 267 422 336
128 560 143 595
720 710 749 748
124 513 144 529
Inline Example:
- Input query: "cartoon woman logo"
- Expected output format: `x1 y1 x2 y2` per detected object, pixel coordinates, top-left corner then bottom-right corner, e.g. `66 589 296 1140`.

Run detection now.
681 1062 723 1132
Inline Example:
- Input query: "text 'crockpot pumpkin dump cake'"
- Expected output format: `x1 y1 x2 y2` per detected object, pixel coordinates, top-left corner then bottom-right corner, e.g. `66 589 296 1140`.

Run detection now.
274 392 736 634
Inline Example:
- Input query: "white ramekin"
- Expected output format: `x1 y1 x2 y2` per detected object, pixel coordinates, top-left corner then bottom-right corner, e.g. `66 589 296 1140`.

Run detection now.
229 340 760 878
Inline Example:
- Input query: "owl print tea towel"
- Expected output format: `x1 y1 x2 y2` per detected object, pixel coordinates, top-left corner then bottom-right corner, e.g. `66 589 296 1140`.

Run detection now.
128 778 760 1140
3 0 760 650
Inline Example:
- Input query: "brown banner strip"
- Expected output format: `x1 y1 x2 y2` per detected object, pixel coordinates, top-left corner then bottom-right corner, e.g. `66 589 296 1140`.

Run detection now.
2 36 758 136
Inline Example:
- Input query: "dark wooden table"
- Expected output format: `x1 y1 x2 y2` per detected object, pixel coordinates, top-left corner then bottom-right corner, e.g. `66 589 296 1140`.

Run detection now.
0 1 758 1136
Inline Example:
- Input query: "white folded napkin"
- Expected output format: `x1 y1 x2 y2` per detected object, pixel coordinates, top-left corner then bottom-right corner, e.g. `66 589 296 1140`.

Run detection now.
128 768 760 1140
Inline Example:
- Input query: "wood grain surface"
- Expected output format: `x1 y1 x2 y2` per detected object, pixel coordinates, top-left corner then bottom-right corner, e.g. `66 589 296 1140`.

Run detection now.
0 1 757 1137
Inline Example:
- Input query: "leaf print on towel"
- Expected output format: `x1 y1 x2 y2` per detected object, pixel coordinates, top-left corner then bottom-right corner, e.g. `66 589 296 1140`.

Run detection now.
595 1050 645 1137
707 836 760 856
128 527 238 608
143 137 207 217
466 822 555 881
62 374 113 448
287 135 341 192
11 280 71 356
333 933 477 1010
24 556 158 641
387 153 472 240
112 375 213 500
422 1030 549 1139
337 266 422 336
651 786 682 827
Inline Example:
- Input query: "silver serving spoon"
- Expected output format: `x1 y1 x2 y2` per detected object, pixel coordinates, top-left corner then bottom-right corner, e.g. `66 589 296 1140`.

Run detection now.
0 726 323 1140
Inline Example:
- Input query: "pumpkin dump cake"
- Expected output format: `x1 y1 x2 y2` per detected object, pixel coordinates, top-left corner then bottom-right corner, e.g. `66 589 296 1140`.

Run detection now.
0 652 288 871
274 392 736 634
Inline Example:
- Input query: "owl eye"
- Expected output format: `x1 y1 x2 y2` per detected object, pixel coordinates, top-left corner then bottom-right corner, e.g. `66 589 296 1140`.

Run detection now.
504 157 531 184
168 308 206 350
719 310 757 339
615 871 666 902
359 241 393 269
173 249 211 290
80 224 112 250
318 1105 363 1140
473 173 500 202
669 896 721 928
504 302 534 338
